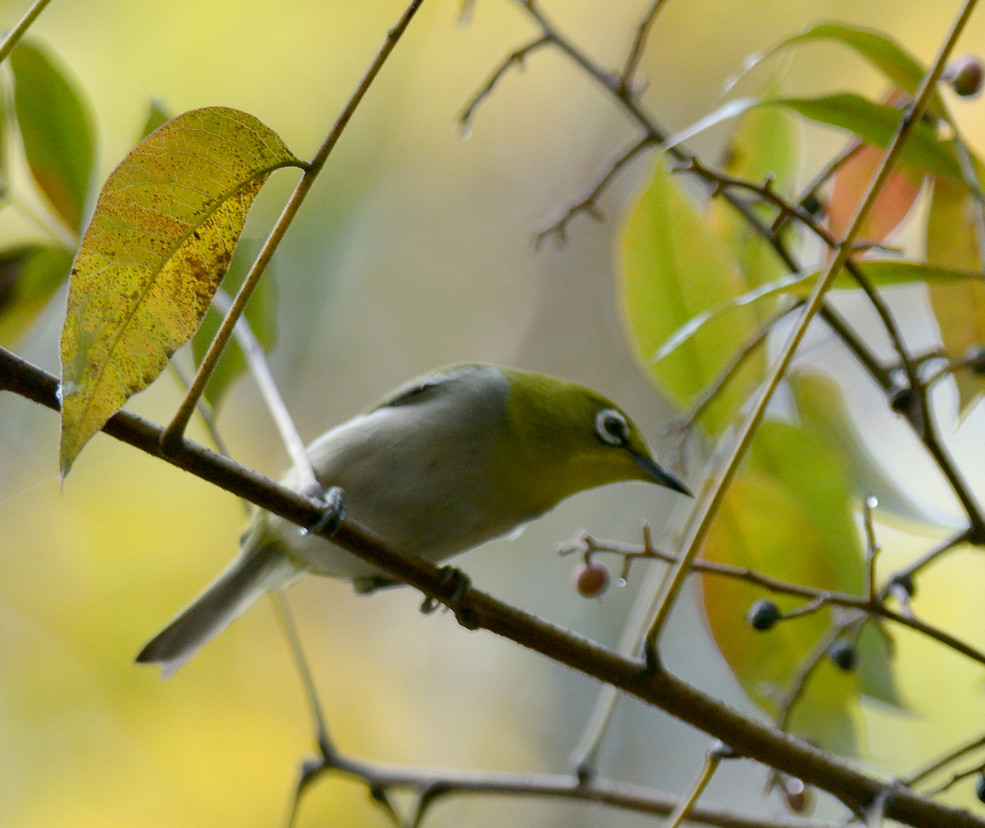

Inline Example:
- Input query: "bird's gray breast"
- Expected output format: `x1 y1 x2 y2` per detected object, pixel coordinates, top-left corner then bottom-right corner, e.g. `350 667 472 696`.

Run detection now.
288 366 520 572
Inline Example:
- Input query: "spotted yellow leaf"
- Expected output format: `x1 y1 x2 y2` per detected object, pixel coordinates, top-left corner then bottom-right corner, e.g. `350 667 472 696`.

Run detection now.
59 107 303 476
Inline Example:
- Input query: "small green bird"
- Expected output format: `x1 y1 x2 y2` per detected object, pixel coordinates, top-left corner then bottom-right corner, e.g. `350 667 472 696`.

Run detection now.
137 364 690 674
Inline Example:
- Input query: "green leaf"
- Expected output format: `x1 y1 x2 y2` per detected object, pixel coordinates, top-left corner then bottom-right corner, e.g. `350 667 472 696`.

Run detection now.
59 107 304 476
192 239 278 410
139 99 173 141
926 177 985 420
619 153 764 435
667 93 962 184
791 372 963 535
0 244 73 345
775 94 961 182
854 620 903 710
9 39 96 234
737 22 941 114
927 177 982 272
655 261 979 362
700 417 874 753
709 86 798 299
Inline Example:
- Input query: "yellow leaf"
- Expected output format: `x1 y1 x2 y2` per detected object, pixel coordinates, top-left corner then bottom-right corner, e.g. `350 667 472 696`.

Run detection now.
59 107 303 476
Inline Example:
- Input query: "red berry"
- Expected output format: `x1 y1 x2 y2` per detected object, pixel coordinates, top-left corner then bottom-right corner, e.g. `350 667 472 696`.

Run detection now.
573 561 610 597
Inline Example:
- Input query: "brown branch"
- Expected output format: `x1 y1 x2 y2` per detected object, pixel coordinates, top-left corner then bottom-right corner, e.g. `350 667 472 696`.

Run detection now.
4 347 983 827
293 750 847 828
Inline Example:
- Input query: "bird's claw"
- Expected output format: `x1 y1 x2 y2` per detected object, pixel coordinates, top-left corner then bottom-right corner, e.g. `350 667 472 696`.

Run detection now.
420 567 479 629
304 486 346 537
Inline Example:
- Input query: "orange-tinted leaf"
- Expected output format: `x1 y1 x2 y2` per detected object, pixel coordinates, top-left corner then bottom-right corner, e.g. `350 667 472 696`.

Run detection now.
828 142 924 250
59 107 303 476
699 416 880 752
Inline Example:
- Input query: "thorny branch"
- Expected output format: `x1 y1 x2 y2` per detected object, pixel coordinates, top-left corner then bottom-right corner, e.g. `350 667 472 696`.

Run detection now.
293 746 844 828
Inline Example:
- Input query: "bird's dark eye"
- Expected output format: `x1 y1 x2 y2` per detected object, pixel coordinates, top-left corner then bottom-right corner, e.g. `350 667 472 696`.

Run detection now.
595 408 629 447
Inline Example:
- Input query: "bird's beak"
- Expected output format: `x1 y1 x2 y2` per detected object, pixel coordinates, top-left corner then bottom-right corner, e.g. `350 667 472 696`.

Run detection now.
635 454 692 496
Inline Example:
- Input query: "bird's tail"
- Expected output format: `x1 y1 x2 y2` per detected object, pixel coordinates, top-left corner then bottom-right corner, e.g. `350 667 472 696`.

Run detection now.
136 545 300 677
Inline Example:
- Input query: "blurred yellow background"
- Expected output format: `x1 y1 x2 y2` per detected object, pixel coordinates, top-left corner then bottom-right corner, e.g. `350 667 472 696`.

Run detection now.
3 0 985 825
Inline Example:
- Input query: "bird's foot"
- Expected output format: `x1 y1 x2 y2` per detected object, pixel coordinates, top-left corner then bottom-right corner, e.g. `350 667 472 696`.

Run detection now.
304 486 347 537
420 567 479 629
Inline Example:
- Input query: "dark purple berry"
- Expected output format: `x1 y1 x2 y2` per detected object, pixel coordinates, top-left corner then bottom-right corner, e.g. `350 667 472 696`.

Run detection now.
747 599 782 631
573 561 610 598
828 638 858 671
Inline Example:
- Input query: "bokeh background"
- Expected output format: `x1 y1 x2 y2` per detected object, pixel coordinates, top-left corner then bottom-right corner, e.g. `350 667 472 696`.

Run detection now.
2 1 985 825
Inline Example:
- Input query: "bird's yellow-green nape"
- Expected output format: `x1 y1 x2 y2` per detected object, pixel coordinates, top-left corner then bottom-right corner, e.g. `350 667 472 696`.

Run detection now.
496 367 689 514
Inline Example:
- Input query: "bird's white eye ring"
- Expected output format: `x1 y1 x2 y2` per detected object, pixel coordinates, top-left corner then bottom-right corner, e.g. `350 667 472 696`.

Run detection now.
595 409 629 446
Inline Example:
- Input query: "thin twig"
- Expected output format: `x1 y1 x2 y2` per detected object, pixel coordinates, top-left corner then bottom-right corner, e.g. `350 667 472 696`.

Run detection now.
0 0 52 63
620 0 668 91
817 305 895 391
881 529 975 597
569 550 674 781
683 156 922 386
210 291 318 493
779 142 866 235
305 748 839 828
167 317 333 763
776 617 861 734
275 589 334 758
459 34 553 128
488 1 798 268
920 762 985 798
675 300 802 431
666 743 732 828
907 732 985 789
160 0 427 454
535 136 655 247
863 497 881 604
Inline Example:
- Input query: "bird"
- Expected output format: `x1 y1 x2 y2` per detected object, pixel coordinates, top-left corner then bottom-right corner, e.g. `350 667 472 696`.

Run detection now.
136 364 690 675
